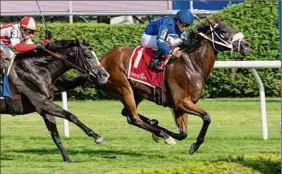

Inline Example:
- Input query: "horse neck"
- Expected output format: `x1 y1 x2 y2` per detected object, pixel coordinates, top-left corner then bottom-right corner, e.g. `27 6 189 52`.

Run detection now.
201 39 217 79
182 39 216 80
16 54 71 83
48 56 72 81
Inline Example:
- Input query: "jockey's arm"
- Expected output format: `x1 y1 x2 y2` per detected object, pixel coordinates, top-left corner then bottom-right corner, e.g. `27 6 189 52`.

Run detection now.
10 38 36 53
156 25 173 55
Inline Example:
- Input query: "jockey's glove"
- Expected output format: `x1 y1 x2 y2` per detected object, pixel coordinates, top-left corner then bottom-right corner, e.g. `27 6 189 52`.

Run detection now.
36 43 45 49
171 47 182 58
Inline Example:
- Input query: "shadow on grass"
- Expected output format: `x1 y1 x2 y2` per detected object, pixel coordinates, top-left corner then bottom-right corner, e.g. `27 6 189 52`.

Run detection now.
10 147 167 162
215 155 281 174
0 157 14 161
13 148 145 158
205 98 280 103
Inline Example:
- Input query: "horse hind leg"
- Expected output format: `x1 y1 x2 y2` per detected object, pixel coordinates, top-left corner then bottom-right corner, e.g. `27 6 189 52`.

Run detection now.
41 113 72 162
178 98 211 154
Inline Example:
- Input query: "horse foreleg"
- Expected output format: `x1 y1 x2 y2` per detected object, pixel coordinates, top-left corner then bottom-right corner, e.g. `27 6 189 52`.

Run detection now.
121 90 176 145
121 96 186 142
136 113 188 140
41 113 72 162
178 98 211 154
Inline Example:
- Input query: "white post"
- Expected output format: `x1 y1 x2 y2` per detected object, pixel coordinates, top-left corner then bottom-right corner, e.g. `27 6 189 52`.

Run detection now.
250 69 268 140
167 0 173 10
190 1 194 13
69 1 73 24
62 91 70 138
214 60 281 140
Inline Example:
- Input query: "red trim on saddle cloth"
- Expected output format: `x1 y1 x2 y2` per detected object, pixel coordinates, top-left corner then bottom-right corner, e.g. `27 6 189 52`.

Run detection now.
128 45 164 88
0 24 13 30
0 36 11 46
1 24 15 46
14 44 36 53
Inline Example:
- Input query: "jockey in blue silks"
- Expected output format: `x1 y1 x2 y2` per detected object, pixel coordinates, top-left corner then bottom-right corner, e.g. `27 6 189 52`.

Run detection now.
141 9 194 71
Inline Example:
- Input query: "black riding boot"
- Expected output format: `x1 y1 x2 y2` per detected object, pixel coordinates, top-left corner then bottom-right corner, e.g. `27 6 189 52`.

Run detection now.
148 50 164 71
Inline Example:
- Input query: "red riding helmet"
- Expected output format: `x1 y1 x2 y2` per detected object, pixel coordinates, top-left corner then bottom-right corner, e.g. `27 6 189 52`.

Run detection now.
20 17 38 31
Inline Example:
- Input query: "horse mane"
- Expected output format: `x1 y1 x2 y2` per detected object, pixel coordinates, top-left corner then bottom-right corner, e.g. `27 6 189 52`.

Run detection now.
15 39 79 60
47 39 79 50
179 22 211 53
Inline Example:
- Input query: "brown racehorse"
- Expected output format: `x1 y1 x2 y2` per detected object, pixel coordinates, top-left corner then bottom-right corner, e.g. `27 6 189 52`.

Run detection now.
57 18 251 154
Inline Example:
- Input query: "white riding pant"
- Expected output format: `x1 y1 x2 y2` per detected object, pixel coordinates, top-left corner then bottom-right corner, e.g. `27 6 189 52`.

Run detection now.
141 33 158 50
0 42 15 59
141 33 183 50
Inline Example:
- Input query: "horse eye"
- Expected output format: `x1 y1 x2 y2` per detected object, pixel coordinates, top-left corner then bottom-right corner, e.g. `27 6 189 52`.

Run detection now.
84 51 92 58
68 51 76 57
219 33 226 38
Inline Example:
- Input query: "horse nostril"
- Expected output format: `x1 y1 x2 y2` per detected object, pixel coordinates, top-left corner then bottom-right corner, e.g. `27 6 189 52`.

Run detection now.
89 72 96 80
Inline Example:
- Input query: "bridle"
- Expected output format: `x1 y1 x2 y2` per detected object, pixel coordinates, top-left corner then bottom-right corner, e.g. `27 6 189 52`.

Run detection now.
198 22 245 53
42 44 102 76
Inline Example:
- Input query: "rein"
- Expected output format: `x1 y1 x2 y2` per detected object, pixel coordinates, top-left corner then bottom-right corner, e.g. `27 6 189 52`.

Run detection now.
42 48 102 75
42 48 87 73
198 25 244 53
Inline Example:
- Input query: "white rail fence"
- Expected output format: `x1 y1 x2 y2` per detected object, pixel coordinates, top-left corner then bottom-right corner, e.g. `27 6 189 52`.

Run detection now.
61 60 281 140
61 91 69 138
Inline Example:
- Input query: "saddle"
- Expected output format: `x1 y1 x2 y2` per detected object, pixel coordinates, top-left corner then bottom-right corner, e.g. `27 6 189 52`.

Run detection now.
128 46 168 105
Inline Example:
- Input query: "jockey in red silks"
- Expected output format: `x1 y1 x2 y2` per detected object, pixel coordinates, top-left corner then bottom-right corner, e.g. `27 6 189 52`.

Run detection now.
0 16 50 113
141 9 194 71
0 16 49 62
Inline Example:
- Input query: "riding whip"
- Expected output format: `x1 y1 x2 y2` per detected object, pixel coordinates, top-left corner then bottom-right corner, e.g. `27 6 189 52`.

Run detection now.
35 0 48 31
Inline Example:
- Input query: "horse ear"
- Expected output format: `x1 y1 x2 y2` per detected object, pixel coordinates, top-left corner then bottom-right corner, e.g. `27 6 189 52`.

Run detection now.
75 38 83 47
75 38 79 44
83 39 90 46
207 17 219 25
206 17 210 24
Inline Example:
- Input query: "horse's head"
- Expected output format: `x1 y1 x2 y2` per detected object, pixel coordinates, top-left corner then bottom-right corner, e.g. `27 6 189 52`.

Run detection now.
197 17 251 57
50 39 109 85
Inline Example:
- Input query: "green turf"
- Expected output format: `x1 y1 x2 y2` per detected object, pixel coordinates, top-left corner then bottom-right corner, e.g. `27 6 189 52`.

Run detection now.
1 98 280 174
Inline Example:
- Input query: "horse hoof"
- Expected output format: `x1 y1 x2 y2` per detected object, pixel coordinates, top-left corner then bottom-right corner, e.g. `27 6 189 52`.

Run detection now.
188 143 198 154
165 136 176 145
152 134 159 143
95 136 105 144
64 158 73 163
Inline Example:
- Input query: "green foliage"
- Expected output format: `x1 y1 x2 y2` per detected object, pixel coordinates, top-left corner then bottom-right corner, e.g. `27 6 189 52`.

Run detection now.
203 0 280 98
34 0 280 99
35 23 145 58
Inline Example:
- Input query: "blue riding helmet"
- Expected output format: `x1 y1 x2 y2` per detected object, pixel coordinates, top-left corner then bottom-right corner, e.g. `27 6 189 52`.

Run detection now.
175 9 194 25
